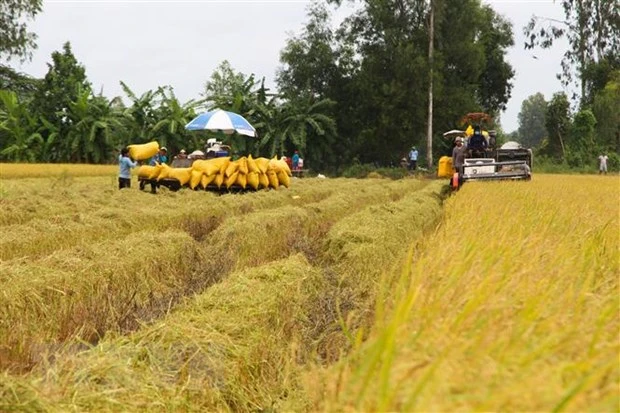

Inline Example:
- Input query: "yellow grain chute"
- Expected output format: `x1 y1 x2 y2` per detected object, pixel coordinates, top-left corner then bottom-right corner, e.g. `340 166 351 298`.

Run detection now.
128 141 159 161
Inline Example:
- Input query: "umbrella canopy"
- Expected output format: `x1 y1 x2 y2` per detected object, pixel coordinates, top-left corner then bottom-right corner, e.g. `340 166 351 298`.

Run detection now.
443 129 465 138
185 109 256 137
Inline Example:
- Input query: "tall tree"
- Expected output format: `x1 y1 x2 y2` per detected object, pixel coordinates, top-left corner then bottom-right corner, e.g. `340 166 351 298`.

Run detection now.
32 42 91 128
0 0 43 61
30 42 92 161
591 69 620 153
524 0 620 102
517 92 548 148
543 92 571 159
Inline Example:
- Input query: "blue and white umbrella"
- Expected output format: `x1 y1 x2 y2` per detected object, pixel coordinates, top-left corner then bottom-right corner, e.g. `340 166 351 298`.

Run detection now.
185 109 257 137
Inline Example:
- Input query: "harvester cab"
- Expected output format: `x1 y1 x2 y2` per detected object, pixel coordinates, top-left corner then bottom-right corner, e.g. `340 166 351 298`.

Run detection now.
446 112 532 189
204 138 231 159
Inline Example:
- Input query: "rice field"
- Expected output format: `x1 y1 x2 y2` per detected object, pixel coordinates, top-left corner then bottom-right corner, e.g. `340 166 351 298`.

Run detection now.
0 163 617 411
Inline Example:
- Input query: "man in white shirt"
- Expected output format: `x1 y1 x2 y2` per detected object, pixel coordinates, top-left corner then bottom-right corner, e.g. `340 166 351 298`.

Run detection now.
598 154 608 174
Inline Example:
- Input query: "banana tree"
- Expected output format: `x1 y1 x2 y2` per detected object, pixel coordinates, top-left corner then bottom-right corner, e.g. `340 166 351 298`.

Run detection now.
64 88 126 163
120 81 159 142
0 90 44 162
152 86 204 153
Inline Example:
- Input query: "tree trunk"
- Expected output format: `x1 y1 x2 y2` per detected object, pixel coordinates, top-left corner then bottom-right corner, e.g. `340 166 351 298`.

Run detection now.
426 0 434 168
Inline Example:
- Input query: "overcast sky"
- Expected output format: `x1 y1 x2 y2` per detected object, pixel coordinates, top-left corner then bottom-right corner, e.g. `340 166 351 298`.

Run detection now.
13 0 569 133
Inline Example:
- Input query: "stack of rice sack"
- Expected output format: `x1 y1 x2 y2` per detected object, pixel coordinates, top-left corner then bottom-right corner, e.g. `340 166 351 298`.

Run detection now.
139 155 292 191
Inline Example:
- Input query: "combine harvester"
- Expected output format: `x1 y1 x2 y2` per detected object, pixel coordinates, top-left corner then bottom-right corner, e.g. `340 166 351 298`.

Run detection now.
440 113 532 190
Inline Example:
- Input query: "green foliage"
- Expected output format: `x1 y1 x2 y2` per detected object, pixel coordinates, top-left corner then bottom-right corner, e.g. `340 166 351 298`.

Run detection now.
278 0 515 168
0 0 42 61
0 90 43 162
591 69 620 153
32 42 91 127
543 92 571 159
524 0 619 101
517 92 547 148
570 109 596 151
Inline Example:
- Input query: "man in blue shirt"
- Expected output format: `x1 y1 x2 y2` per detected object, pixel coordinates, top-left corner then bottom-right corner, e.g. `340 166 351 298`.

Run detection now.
119 147 138 189
292 150 300 170
408 146 419 171
149 147 168 166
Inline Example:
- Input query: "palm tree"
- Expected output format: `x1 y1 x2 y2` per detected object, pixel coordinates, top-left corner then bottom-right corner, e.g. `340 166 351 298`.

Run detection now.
64 88 127 163
256 95 337 166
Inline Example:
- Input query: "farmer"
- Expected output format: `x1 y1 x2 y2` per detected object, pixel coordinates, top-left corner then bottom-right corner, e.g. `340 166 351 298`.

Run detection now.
149 147 168 166
408 146 419 171
292 150 300 171
468 127 487 157
118 147 137 190
452 137 467 175
598 154 608 174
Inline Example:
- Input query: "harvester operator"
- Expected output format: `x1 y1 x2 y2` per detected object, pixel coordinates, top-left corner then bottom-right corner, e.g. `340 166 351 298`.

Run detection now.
468 127 488 158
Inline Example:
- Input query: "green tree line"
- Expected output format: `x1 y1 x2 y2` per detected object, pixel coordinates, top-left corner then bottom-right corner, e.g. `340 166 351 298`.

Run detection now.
1 0 617 172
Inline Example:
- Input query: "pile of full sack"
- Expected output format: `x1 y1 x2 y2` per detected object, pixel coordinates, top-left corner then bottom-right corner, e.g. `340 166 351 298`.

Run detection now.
127 142 292 190
136 156 291 190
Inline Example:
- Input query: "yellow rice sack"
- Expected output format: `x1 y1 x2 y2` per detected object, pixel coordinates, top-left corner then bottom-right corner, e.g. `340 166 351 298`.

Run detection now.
247 171 259 190
226 171 239 189
270 156 292 176
128 141 159 161
219 158 230 175
267 170 279 189
238 157 248 175
225 160 239 177
201 173 216 188
277 170 290 188
255 157 270 174
236 172 247 189
247 155 259 173
137 165 156 178
157 163 172 180
193 157 230 176
258 172 269 189
167 167 192 186
190 169 202 189
214 173 224 188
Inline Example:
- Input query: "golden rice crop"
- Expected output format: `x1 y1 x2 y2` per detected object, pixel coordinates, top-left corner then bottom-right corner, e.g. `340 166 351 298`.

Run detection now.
0 170 436 372
1 255 322 412
0 171 448 411
310 174 619 412
0 163 118 179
